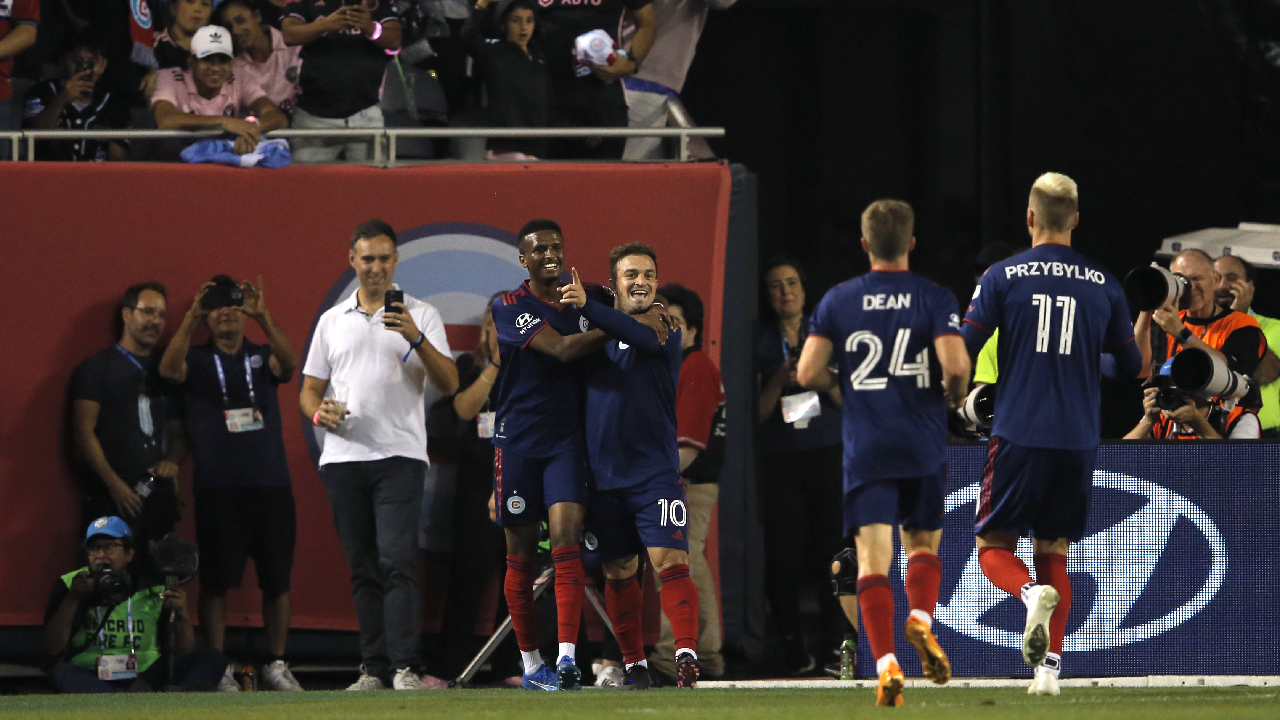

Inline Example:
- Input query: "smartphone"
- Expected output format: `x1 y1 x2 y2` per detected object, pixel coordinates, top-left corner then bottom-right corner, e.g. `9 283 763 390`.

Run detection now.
74 58 95 76
385 288 404 315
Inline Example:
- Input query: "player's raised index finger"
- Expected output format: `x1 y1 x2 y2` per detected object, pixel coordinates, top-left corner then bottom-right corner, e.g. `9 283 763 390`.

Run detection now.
572 267 581 286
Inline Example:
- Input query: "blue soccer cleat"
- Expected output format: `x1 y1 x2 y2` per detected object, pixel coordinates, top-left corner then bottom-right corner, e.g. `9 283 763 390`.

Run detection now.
522 664 558 691
555 656 582 691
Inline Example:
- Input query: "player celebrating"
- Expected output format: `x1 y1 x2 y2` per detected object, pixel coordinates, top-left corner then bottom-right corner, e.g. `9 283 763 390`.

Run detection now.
490 220 664 691
961 174 1142 696
560 246 703 689
796 200 969 707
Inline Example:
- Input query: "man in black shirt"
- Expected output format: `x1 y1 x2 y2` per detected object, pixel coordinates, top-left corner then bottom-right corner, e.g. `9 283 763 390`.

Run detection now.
70 282 183 556
23 35 132 161
281 0 401 162
538 0 656 159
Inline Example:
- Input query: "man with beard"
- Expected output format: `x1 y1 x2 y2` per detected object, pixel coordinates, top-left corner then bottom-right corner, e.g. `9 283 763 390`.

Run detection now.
160 275 302 691
1212 254 1280 434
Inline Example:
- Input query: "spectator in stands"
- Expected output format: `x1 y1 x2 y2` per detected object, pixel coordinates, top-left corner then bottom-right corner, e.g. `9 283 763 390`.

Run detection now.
158 277 303 692
298 219 458 691
651 283 726 681
1213 254 1280 437
754 256 844 676
70 283 183 565
281 0 401 162
218 0 302 118
43 517 228 693
0 0 38 134
539 0 656 159
23 35 133 161
151 25 288 155
1123 388 1260 440
621 0 734 161
463 0 547 160
60 0 159 102
155 0 214 69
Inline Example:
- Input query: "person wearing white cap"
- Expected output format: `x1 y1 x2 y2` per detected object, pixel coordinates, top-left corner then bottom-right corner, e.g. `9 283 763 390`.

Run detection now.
151 25 288 155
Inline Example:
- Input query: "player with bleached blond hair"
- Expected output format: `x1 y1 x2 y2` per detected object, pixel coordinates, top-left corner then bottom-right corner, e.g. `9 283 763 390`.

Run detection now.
960 173 1143 695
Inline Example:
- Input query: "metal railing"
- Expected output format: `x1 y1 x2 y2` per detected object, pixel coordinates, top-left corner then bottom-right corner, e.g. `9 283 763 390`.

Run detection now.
7 126 725 164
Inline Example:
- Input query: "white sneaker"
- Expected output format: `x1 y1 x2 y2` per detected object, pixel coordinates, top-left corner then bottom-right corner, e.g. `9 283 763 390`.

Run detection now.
392 667 422 690
1022 585 1060 667
217 665 242 692
596 666 625 688
346 665 386 691
263 659 304 691
1028 666 1061 696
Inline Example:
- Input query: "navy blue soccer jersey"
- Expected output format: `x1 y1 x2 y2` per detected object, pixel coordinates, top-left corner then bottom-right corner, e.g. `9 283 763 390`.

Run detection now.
809 271 962 485
490 280 607 458
962 243 1137 450
580 299 683 491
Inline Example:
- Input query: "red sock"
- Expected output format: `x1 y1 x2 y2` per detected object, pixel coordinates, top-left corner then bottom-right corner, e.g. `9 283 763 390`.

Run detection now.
605 576 646 665
505 555 538 652
856 575 895 662
977 546 1033 597
552 545 586 645
905 552 943 618
658 565 700 652
1034 553 1071 655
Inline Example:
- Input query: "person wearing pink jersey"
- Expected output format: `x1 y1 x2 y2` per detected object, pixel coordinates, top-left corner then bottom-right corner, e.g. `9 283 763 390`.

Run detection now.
218 0 302 118
151 25 287 155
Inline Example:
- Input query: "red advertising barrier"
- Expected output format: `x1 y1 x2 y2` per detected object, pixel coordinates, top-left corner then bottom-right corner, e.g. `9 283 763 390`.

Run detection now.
1 161 731 630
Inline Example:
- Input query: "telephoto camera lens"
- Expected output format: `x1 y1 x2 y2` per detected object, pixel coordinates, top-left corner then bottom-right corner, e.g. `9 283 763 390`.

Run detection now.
957 384 996 430
1124 263 1190 312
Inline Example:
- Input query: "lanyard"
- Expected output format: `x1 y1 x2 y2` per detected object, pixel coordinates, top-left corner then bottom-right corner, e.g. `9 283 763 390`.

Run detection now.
213 353 257 410
779 324 803 360
115 345 148 376
95 597 134 650
116 345 159 446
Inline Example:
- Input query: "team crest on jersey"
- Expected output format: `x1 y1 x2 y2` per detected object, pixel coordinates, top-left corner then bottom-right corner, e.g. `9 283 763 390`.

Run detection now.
583 532 598 551
579 317 589 332
507 496 526 514
250 355 264 368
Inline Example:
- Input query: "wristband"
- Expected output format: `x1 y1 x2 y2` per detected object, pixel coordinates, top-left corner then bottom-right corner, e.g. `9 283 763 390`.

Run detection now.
368 21 383 41
312 410 323 426
1177 327 1194 346
402 331 426 362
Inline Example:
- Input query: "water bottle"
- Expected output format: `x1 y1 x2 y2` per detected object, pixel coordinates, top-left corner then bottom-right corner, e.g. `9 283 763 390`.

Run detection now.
240 664 256 691
839 635 856 680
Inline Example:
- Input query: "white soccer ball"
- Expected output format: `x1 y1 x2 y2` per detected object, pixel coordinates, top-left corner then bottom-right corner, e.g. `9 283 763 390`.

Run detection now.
573 29 617 76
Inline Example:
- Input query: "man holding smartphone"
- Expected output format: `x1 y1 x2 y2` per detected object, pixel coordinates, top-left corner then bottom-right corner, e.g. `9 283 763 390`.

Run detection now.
299 219 458 691
23 35 133 161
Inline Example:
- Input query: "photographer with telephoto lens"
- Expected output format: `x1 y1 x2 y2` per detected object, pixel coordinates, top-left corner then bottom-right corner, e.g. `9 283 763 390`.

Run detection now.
42 517 228 693
1124 352 1260 439
159 275 302 691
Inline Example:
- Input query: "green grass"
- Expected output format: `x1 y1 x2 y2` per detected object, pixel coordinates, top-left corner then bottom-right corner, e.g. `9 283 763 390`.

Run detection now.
0 688 1276 720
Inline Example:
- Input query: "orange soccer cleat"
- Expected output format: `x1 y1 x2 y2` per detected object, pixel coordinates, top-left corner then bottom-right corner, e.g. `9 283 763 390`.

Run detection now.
875 660 905 707
904 616 951 685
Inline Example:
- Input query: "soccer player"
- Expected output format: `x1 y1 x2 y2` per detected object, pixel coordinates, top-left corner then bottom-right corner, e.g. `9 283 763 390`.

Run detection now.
797 200 969 707
961 173 1143 696
560 245 702 689
490 220 665 691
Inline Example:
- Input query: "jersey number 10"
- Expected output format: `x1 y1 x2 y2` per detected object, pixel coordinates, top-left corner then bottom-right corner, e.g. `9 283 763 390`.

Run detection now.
845 329 930 391
1031 294 1077 354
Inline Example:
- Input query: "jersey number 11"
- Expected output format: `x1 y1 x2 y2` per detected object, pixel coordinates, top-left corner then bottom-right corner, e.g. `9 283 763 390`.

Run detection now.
1032 294 1077 354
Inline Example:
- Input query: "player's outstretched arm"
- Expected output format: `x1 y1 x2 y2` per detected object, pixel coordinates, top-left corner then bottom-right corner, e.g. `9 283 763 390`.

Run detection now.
934 334 971 409
796 335 835 391
580 298 667 352
527 325 610 362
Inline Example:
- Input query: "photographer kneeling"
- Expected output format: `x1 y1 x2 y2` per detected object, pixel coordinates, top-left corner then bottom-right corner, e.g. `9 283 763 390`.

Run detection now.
1125 385 1260 440
42 517 227 693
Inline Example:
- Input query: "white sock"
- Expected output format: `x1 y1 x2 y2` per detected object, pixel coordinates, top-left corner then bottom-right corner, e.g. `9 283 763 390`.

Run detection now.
875 653 899 675
1020 582 1039 606
626 659 648 671
521 650 543 675
675 648 698 661
909 609 933 628
1041 652 1061 677
558 642 576 662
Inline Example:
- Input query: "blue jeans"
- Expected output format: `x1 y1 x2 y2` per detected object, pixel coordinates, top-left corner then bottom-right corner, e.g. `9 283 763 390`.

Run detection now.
320 456 425 679
51 649 228 693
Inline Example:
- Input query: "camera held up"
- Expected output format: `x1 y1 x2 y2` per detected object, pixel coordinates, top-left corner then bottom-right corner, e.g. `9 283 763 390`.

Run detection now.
1154 348 1254 411
200 276 244 311
1124 263 1191 313
956 384 996 431
89 567 132 607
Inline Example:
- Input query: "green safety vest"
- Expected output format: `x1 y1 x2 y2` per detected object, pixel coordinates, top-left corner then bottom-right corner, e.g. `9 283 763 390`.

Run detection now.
60 568 165 673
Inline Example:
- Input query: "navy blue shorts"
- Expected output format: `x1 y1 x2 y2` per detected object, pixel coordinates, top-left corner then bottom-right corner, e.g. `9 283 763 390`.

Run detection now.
493 446 590 528
974 436 1096 542
843 469 946 536
583 473 689 562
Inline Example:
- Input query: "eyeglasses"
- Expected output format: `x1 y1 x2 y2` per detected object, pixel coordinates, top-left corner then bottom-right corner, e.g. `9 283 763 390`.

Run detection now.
129 306 168 320
86 541 125 554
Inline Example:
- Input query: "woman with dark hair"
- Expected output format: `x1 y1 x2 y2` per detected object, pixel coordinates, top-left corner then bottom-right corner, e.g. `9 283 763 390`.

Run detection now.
462 0 548 160
754 256 845 676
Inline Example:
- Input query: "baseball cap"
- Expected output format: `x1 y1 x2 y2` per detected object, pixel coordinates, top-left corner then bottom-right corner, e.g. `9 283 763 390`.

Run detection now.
84 516 133 545
190 26 234 59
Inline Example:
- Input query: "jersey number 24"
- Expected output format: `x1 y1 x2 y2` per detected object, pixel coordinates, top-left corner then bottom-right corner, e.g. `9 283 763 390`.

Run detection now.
844 329 929 391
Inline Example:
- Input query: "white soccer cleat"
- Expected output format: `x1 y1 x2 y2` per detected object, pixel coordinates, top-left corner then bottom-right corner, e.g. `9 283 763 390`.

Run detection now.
346 665 386 691
392 667 423 690
1021 584 1060 667
262 659 304 691
1027 666 1061 696
217 665 242 692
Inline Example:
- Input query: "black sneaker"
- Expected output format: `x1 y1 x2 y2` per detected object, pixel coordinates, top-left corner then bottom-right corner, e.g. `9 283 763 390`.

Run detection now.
675 652 701 688
621 664 652 690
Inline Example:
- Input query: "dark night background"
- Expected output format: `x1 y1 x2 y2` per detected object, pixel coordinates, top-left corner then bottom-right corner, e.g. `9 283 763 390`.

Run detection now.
680 0 1280 434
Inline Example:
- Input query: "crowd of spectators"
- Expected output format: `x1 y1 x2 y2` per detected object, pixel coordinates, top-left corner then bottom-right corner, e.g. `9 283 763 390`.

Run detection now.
4 0 733 161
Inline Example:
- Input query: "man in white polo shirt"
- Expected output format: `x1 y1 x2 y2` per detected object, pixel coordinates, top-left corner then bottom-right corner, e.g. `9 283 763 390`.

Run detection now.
151 24 288 155
299 219 459 692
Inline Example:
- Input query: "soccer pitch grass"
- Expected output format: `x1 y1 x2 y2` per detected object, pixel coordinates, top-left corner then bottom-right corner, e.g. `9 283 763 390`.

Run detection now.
1 687 1276 720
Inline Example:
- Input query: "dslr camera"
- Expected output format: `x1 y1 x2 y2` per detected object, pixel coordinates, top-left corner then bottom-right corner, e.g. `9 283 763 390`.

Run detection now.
89 567 132 607
1124 263 1191 313
1153 347 1254 411
151 533 199 586
200 276 244 311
